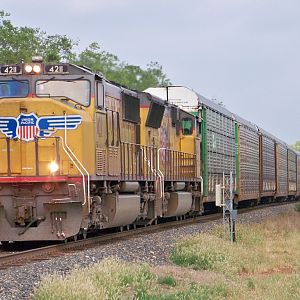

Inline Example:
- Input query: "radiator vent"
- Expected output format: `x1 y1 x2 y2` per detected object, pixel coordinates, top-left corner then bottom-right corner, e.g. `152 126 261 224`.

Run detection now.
96 148 107 175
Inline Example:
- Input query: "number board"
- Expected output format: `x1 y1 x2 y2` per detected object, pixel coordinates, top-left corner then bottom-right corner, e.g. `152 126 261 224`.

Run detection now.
0 65 22 75
45 64 68 74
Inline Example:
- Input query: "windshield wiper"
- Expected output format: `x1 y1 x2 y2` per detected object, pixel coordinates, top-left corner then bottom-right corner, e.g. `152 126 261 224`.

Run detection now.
37 76 56 85
53 95 71 101
52 95 84 109
12 77 29 84
66 76 84 82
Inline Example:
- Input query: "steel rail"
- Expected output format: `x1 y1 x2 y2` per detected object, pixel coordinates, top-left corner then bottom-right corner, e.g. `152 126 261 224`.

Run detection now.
0 200 297 270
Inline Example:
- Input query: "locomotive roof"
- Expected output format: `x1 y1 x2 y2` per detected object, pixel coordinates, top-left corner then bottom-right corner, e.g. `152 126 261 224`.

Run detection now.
138 92 166 106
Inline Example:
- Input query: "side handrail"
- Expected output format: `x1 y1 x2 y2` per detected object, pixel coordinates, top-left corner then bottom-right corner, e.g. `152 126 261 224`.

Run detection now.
157 148 167 199
63 114 90 212
140 146 158 177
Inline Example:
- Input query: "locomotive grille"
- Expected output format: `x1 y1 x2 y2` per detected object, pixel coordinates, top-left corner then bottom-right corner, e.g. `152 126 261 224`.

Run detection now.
96 148 107 175
108 147 120 176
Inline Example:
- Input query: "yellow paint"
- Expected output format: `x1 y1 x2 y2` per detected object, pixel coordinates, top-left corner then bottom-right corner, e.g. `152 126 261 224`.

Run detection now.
0 97 95 177
0 94 201 181
140 107 160 147
180 133 195 154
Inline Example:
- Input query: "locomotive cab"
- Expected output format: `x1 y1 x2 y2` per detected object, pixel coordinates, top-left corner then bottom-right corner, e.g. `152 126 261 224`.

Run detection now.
0 58 95 241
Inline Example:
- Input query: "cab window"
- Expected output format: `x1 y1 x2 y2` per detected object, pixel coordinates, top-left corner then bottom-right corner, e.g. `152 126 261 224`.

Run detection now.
36 79 90 106
0 80 29 98
182 118 193 135
96 82 104 108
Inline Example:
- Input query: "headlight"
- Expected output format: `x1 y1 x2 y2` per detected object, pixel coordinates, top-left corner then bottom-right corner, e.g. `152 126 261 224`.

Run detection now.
33 64 41 73
49 161 59 173
24 65 33 73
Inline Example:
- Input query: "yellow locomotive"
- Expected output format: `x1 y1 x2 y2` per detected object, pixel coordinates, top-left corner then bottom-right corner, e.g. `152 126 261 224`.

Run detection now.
0 58 202 242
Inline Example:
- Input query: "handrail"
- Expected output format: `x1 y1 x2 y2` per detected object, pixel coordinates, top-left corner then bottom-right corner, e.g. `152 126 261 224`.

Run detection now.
63 114 90 212
157 148 166 199
121 141 197 182
57 136 88 207
0 132 90 211
140 146 157 177
200 176 203 196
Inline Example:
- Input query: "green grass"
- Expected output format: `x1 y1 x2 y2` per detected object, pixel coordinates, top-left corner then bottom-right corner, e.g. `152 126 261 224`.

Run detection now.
33 259 228 300
34 210 300 300
295 202 300 212
146 283 228 300
34 259 155 300
170 210 300 299
158 276 176 287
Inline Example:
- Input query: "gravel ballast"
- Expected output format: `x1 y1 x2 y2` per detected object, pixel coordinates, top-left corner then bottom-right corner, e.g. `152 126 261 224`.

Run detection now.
0 203 297 300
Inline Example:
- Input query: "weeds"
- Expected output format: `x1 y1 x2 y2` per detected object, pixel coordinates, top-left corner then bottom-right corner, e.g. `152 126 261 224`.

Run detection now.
140 283 228 300
34 211 300 300
295 202 300 212
34 259 227 300
158 276 176 287
246 278 255 290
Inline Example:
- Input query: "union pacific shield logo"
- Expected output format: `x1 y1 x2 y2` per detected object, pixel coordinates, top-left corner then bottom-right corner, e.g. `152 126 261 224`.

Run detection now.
17 113 38 142
0 113 82 142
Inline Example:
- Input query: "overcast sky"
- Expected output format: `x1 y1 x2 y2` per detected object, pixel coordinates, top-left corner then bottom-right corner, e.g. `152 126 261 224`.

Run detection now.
1 0 300 144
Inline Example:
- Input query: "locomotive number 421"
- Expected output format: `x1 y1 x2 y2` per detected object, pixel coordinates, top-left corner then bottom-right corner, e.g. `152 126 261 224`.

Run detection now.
45 64 68 74
0 65 21 75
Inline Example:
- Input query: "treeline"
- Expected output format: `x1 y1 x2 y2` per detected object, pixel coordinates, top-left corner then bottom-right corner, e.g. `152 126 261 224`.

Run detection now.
292 141 300 152
0 11 171 91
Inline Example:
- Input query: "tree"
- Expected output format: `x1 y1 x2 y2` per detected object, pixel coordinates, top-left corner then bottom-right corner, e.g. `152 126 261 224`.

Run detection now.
41 34 76 62
0 11 76 63
0 11 171 90
76 42 171 90
292 141 300 152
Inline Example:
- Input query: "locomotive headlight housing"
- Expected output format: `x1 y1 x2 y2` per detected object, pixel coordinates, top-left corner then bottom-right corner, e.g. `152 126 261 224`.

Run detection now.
24 63 42 74
49 161 59 174
41 182 55 193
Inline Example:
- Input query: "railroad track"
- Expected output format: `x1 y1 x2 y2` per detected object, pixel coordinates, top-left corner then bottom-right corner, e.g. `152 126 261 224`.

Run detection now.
0 200 297 270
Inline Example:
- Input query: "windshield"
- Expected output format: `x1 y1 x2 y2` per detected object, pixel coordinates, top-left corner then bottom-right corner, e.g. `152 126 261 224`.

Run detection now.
0 80 29 98
36 79 90 106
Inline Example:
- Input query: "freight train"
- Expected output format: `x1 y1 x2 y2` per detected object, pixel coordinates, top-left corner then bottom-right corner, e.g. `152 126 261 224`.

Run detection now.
0 57 298 242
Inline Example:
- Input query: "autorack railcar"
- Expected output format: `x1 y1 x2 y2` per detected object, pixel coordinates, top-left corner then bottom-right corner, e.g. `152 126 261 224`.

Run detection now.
146 86 300 206
234 115 260 203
